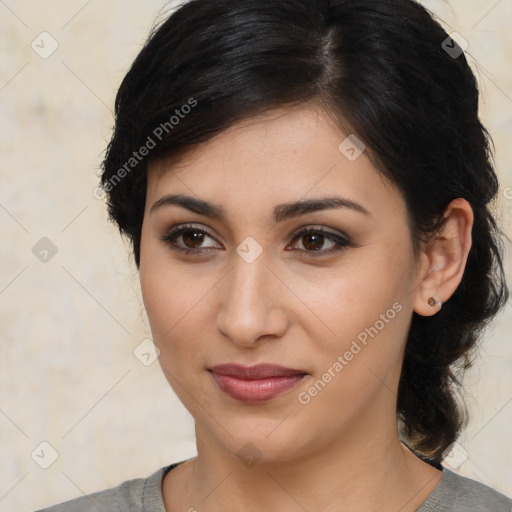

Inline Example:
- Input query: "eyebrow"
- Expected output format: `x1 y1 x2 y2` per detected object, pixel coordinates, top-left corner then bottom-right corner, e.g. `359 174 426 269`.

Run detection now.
149 193 371 222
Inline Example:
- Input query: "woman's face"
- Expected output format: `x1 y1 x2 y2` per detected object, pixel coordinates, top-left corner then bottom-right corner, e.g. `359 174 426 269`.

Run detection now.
139 105 426 463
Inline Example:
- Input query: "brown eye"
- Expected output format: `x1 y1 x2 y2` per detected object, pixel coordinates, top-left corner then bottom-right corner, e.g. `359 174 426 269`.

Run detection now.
160 224 353 257
181 230 206 249
288 227 353 256
300 232 328 251
160 224 220 253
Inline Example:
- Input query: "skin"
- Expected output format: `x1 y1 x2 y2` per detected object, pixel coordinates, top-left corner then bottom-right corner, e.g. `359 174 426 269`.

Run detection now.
139 103 473 512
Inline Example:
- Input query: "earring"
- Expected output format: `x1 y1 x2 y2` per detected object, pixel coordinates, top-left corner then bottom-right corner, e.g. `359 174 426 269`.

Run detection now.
428 296 442 308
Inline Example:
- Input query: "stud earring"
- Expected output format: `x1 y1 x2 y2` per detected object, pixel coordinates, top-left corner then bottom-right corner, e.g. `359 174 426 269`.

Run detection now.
428 296 442 308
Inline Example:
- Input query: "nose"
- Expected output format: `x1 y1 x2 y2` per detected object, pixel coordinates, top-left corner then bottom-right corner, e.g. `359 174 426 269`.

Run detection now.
216 251 290 348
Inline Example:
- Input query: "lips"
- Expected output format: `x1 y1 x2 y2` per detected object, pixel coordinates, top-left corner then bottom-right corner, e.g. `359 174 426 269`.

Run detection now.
209 364 308 403
210 363 307 379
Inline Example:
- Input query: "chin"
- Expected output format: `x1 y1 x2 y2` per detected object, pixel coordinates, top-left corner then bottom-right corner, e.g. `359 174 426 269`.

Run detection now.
207 412 316 466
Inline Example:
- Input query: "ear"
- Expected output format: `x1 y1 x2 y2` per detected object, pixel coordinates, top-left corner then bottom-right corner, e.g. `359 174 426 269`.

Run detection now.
413 198 474 317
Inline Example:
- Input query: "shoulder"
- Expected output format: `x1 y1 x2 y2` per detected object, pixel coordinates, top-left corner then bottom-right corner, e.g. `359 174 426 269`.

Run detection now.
33 466 169 512
418 467 512 511
448 469 512 510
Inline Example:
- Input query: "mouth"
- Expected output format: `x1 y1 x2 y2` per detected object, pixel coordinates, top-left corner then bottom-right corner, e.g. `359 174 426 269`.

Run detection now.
208 363 308 403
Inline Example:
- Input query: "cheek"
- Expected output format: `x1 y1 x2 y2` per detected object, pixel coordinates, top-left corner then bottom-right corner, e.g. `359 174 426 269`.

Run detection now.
297 253 410 343
140 231 192 337
293 240 413 390
139 258 216 370
294 270 410 425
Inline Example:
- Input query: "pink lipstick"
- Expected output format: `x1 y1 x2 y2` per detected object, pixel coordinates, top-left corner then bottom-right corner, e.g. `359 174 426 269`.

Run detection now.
209 363 307 403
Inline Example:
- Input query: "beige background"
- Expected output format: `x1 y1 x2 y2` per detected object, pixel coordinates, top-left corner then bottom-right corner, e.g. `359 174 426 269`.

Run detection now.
1 0 511 510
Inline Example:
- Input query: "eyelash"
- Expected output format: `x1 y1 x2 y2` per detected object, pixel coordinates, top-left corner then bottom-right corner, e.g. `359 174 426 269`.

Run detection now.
159 224 354 257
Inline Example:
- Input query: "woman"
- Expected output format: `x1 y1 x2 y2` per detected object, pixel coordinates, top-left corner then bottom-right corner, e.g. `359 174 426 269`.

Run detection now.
37 0 511 510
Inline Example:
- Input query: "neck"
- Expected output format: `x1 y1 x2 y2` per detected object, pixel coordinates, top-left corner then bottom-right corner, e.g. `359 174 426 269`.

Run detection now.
165 414 442 512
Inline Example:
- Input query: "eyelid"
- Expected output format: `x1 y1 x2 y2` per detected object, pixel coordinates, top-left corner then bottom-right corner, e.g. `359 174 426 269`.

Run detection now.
159 222 354 256
159 223 221 249
287 226 352 256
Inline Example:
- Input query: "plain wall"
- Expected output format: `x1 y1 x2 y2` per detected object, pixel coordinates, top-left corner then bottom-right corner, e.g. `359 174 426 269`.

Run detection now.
1 0 511 510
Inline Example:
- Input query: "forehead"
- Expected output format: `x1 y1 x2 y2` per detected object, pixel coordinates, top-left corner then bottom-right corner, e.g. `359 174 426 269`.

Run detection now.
145 105 403 219
148 106 329 177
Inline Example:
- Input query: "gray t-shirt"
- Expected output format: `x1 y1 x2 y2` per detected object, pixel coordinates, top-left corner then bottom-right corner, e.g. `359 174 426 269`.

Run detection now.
34 460 512 511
